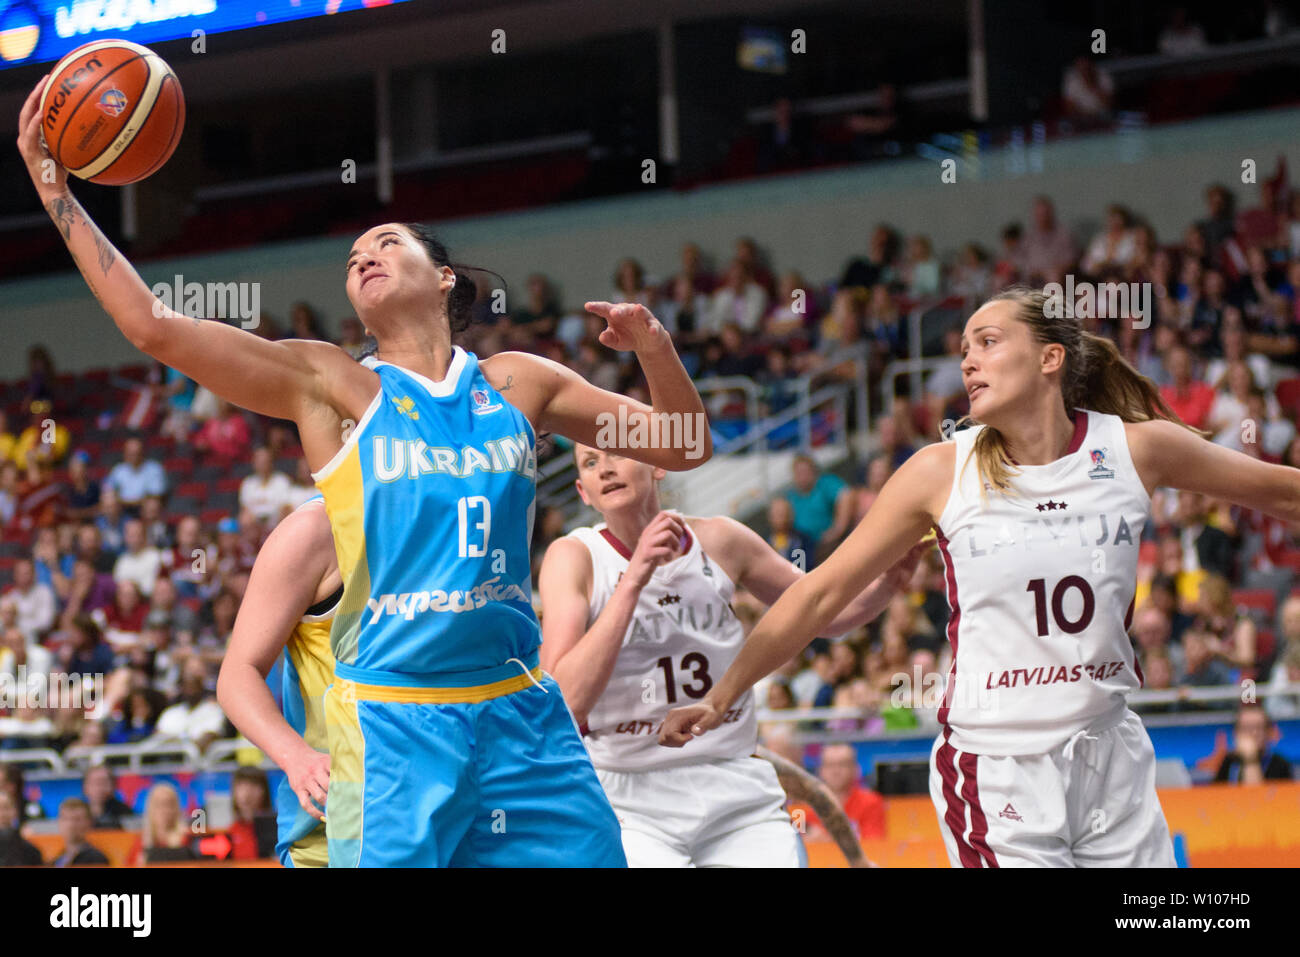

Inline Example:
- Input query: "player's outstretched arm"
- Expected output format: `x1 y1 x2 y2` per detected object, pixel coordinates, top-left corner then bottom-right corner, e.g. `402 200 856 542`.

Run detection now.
18 77 336 423
481 302 711 471
659 443 950 747
1127 418 1300 523
540 512 686 724
756 745 877 868
216 505 337 822
706 515 930 637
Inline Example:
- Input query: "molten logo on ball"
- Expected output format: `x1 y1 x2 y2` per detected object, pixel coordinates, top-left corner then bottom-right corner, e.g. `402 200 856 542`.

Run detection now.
43 56 103 130
97 89 128 117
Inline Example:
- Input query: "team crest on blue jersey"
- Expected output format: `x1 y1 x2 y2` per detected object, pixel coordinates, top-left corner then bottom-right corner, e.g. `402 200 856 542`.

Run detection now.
471 388 502 415
97 89 128 117
1087 448 1115 480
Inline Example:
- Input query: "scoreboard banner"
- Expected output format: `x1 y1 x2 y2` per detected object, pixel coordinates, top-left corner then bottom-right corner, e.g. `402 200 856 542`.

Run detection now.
0 0 410 69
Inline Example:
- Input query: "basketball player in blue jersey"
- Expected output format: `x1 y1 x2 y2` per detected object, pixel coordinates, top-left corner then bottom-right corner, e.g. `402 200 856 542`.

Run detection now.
664 287 1300 867
21 80 712 865
217 496 339 868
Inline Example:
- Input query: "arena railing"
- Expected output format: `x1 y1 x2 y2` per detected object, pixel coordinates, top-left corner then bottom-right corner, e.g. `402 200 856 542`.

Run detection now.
61 739 204 772
755 681 1300 734
0 748 67 773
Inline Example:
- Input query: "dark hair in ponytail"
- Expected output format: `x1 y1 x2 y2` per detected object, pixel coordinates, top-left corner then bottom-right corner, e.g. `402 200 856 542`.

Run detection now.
401 223 502 335
958 285 1205 500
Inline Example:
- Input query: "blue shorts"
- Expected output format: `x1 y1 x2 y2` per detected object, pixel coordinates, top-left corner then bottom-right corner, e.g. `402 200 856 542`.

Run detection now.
324 657 625 868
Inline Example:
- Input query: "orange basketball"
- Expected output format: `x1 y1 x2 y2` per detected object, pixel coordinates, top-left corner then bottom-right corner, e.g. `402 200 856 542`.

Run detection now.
38 39 185 186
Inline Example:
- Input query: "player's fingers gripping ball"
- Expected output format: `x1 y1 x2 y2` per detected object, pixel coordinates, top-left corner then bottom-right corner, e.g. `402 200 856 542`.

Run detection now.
39 39 185 186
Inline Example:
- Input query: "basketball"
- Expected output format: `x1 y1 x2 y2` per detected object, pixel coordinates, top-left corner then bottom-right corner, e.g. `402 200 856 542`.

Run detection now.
38 39 184 186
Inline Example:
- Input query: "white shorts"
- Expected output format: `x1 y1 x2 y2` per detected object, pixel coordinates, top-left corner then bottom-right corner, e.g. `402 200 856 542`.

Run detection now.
929 709 1176 868
595 756 801 867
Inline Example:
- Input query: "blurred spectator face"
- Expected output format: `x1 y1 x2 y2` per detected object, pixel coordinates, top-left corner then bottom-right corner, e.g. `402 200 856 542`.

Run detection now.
13 559 33 589
615 259 642 295
735 238 759 269
340 317 363 344
0 462 18 491
233 777 268 820
76 524 102 557
1145 653 1173 690
1165 347 1192 384
768 496 794 533
766 682 793 709
0 790 16 830
141 497 162 523
1281 597 1300 643
777 271 803 303
1226 362 1253 397
867 457 891 490
213 592 239 632
1105 206 1127 233
1032 197 1055 231
152 577 176 608
1234 707 1276 754
1206 185 1229 218
539 506 566 540
830 642 857 680
719 323 744 352
765 349 790 378
149 786 181 832
681 243 701 274
59 803 92 845
811 652 833 683
1183 227 1207 261
868 226 891 261
101 487 121 516
177 516 201 549
117 580 142 612
819 744 861 792
123 519 145 552
1133 607 1171 652
791 456 818 494
83 765 113 805
252 447 273 478
68 454 87 483
1183 630 1210 671
1204 270 1226 299
1158 538 1183 575
1175 491 1205 525
123 438 143 467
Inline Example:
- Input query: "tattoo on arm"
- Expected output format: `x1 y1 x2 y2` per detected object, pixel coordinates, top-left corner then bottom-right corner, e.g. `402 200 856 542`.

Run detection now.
91 222 116 276
499 374 514 392
46 195 77 241
757 745 872 868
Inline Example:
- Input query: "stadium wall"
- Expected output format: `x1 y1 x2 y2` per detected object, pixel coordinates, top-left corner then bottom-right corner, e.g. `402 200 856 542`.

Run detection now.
2 106 1299 381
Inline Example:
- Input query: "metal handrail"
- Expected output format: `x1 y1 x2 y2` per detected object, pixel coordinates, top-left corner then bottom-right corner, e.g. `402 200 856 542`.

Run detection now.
63 738 203 771
0 748 66 772
756 681 1300 726
201 737 270 769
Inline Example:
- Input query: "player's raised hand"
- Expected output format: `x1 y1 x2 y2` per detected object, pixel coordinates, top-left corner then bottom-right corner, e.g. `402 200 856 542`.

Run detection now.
17 75 67 199
626 511 687 588
584 301 666 352
659 699 724 747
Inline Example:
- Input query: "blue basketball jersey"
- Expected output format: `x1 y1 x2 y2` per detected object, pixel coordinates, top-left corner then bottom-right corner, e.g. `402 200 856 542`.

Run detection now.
312 347 539 675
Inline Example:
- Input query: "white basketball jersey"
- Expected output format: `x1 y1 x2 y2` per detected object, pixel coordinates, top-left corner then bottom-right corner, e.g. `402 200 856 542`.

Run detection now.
934 409 1147 756
568 520 757 772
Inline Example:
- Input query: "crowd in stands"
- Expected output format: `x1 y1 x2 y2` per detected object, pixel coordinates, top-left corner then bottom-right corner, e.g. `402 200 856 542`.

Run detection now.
2 151 1300 862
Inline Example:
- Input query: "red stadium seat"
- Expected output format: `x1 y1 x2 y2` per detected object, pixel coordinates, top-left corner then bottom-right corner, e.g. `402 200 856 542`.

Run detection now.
199 508 229 527
163 456 194 477
175 481 209 501
1275 378 1300 417
1233 588 1277 619
214 477 243 494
